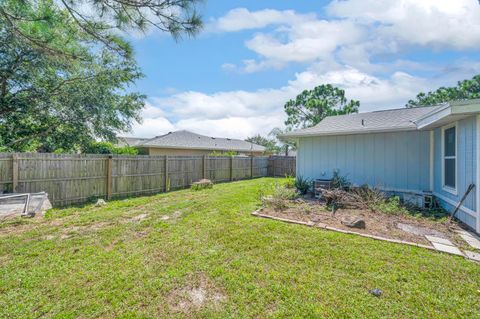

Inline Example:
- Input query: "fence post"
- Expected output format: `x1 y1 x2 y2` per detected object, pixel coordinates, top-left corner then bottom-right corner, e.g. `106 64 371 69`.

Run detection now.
203 155 207 179
230 156 233 181
250 156 254 179
12 153 18 193
164 155 169 192
273 156 276 177
106 155 113 200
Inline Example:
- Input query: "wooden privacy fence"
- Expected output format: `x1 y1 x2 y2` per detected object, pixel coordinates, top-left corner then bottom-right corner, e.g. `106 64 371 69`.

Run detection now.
0 153 295 206
268 156 296 177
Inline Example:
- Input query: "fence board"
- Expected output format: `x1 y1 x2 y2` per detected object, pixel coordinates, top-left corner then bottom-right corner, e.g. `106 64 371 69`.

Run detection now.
0 153 295 206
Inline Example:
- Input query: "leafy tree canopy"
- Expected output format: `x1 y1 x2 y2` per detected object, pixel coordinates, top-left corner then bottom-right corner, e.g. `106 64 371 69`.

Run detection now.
0 0 202 59
284 84 360 129
406 75 480 107
0 0 145 152
268 127 296 156
245 134 280 154
81 142 138 155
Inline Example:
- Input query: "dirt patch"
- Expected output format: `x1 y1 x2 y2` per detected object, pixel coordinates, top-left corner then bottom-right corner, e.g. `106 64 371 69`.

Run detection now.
260 200 466 247
130 213 149 222
169 273 226 313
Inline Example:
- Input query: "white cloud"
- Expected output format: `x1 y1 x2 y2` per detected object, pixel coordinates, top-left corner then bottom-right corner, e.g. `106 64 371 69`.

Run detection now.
129 2 480 139
327 0 480 50
212 2 480 72
211 8 314 32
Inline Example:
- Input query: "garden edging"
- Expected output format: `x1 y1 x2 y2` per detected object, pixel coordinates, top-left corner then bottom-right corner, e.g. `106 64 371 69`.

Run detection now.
251 209 478 262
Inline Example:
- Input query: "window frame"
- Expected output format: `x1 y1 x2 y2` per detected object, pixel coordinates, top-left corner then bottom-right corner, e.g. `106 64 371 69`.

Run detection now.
441 122 458 195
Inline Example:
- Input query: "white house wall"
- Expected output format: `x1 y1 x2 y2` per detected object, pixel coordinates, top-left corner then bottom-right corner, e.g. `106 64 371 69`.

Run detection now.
297 130 431 193
433 116 477 230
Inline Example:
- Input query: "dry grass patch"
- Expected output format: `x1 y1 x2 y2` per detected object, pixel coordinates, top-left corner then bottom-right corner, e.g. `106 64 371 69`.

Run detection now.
168 273 227 313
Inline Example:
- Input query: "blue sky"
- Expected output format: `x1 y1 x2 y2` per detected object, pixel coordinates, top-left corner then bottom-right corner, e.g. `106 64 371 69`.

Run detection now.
125 0 480 139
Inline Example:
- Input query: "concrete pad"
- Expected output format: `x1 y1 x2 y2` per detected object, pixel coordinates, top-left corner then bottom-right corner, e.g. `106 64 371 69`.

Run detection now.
425 235 454 246
459 234 480 250
431 242 464 256
464 250 480 262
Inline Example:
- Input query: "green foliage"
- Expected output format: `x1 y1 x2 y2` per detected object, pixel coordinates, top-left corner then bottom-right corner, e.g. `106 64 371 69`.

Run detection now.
284 174 296 189
81 142 138 155
0 0 145 153
372 196 410 216
245 134 280 154
284 84 360 129
295 176 312 195
208 151 238 157
262 182 298 210
407 75 480 107
331 170 351 189
269 127 297 156
0 0 203 59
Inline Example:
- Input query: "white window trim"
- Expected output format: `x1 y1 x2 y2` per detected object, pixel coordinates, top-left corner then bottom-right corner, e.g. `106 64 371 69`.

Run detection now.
441 122 458 195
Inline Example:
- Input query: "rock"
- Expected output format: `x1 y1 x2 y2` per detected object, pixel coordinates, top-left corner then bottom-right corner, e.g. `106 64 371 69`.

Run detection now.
191 179 213 190
369 288 382 297
94 199 107 207
341 217 366 229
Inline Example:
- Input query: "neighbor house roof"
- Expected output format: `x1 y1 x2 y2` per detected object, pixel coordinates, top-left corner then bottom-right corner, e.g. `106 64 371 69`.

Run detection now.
132 130 265 152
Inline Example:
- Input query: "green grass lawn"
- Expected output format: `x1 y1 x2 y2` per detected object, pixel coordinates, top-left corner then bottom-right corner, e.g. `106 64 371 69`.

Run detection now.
1 178 479 318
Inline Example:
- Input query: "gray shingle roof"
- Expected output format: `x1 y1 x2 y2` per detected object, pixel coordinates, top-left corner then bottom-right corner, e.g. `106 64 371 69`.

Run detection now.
281 106 444 138
138 130 265 152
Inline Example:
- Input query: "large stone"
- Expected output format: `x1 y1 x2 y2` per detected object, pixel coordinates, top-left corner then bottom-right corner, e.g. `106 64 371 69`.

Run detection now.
341 217 366 229
94 199 107 207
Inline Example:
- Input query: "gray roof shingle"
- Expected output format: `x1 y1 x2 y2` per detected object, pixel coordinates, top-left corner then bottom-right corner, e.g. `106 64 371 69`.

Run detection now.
138 130 265 152
281 106 444 137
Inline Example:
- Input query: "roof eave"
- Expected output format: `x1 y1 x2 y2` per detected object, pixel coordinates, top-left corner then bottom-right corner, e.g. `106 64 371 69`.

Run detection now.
280 126 417 139
415 101 480 130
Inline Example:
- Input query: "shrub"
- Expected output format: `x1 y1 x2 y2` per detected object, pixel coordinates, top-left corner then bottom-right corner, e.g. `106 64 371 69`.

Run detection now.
331 169 350 189
284 174 295 189
295 176 312 195
372 196 410 215
262 183 298 210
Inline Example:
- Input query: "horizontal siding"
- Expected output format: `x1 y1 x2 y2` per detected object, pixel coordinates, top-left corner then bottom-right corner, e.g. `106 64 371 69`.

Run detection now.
297 130 431 192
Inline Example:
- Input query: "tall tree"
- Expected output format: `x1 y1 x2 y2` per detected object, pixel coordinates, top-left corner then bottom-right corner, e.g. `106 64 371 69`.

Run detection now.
0 0 202 59
245 134 280 154
0 0 203 152
0 1 145 152
406 75 480 107
284 84 360 129
269 127 296 156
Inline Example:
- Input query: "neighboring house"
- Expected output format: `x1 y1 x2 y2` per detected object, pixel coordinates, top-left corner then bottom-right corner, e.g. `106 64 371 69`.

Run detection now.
281 100 480 233
118 130 265 156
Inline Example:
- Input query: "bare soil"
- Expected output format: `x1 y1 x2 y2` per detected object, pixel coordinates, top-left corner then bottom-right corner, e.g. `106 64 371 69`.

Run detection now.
260 199 469 247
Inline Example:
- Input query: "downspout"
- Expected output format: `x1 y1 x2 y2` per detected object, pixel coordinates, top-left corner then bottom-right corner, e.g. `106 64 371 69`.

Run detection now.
430 130 434 192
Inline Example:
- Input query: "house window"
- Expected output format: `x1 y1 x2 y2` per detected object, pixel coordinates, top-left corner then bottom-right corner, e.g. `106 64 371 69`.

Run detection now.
443 125 456 191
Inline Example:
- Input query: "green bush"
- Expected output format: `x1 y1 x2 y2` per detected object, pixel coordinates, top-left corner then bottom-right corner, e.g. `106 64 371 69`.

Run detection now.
295 176 312 195
372 196 410 215
82 141 138 155
331 169 350 189
262 183 298 210
284 174 296 189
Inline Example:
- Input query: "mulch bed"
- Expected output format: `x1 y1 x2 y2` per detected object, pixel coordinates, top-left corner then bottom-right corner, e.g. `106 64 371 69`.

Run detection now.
258 199 469 248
